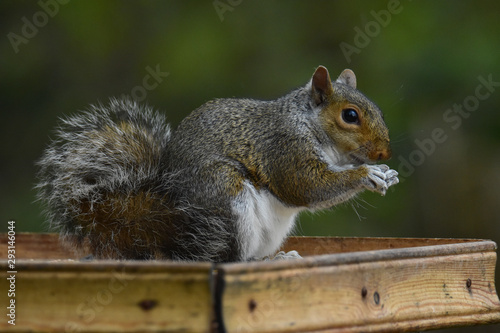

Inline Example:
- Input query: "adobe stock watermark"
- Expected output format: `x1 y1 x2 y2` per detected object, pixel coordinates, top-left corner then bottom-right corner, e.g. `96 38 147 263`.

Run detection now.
213 0 243 22
340 0 410 64
396 74 499 182
64 267 135 332
7 0 70 54
6 221 16 326
120 64 169 103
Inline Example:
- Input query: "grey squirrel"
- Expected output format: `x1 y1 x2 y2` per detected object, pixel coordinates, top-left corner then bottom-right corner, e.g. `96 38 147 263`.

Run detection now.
36 66 399 262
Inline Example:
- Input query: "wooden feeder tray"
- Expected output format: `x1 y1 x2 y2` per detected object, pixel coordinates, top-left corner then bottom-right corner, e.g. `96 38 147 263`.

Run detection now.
1 233 500 332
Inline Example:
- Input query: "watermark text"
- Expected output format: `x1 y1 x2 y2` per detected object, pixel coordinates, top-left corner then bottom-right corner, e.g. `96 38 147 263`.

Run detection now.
6 221 16 326
7 0 70 54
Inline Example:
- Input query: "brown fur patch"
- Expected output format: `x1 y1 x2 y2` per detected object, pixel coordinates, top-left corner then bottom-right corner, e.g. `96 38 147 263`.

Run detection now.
75 191 176 259
95 122 161 167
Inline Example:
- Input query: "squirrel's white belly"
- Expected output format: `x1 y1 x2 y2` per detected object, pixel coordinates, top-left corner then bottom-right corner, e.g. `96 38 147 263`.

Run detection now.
232 182 303 260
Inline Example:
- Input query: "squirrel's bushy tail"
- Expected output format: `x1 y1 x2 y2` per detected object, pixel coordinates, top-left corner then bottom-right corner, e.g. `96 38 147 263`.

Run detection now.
37 99 240 261
36 99 179 259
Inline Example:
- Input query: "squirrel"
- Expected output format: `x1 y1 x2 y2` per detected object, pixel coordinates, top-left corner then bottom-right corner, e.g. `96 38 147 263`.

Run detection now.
36 65 399 262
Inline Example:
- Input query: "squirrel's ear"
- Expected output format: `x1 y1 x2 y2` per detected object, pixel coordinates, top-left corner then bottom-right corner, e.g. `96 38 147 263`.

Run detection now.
311 66 333 105
336 69 357 89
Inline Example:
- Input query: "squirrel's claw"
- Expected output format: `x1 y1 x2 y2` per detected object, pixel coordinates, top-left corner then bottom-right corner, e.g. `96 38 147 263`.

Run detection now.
364 164 399 195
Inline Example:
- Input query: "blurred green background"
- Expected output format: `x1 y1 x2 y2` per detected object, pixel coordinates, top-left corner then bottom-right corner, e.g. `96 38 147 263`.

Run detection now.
1 1 499 331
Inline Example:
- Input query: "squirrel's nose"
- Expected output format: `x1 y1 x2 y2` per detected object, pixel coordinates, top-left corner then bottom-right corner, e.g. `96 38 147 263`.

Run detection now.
371 149 392 161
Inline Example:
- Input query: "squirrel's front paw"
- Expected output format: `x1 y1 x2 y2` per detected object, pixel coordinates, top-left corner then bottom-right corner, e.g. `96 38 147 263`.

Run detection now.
364 164 399 195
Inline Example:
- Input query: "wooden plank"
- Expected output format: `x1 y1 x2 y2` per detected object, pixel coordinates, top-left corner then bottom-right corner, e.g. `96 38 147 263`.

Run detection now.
217 240 500 332
0 233 484 260
1 234 500 332
281 236 482 257
0 233 79 259
0 260 214 332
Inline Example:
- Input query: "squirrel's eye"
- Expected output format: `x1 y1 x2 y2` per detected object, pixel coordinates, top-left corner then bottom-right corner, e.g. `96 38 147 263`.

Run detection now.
342 108 359 124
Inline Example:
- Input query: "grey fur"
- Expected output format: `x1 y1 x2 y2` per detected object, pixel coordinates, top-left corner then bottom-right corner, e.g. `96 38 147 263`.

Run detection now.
36 67 398 262
37 98 238 261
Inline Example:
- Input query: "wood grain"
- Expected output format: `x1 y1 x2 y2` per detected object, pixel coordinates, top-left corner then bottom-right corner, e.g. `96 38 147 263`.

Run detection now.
1 233 500 332
0 260 214 332
0 233 79 259
219 240 500 332
281 236 483 257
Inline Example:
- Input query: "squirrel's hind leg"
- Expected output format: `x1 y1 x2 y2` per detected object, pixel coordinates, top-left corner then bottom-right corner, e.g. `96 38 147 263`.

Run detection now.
256 250 303 261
